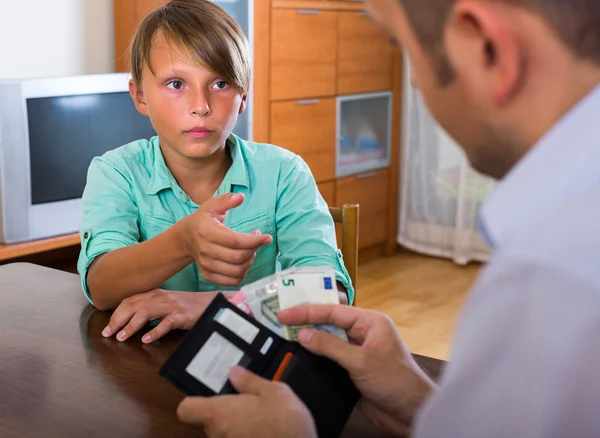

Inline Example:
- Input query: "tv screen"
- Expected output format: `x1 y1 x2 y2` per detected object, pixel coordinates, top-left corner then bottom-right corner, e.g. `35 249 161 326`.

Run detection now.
27 92 156 205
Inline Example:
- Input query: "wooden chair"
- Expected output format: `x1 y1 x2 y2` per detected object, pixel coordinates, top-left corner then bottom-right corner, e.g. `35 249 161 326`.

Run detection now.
329 204 359 304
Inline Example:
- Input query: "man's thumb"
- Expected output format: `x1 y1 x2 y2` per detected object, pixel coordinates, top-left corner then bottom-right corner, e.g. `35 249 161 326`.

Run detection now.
204 193 245 217
297 329 358 371
229 366 269 395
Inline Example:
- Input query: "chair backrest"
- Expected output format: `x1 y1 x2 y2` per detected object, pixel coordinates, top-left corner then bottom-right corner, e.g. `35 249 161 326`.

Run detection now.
329 204 359 304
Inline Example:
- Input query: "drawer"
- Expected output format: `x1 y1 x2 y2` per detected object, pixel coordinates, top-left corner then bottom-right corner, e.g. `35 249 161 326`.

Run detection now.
271 9 337 100
335 169 389 249
337 12 394 95
270 98 336 182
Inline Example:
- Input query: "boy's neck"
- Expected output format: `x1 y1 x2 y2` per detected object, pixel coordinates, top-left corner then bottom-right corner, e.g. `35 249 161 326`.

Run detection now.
159 138 232 205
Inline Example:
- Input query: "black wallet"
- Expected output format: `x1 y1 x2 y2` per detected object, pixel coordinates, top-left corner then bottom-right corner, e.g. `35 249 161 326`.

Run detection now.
160 293 360 438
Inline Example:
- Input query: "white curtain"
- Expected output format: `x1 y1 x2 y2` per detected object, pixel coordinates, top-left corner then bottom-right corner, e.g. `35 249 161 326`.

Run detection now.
397 57 496 265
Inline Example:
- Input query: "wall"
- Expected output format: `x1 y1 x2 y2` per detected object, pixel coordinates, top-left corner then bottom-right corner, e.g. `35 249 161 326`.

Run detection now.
0 0 114 80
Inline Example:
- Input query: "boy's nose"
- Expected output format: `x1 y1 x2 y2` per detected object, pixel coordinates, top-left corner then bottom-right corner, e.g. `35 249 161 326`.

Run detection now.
189 92 211 117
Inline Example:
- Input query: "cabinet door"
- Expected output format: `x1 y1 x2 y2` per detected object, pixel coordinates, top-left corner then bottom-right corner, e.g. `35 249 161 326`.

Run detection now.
271 9 337 100
337 12 393 95
336 169 389 249
114 0 169 72
270 98 336 182
317 181 335 206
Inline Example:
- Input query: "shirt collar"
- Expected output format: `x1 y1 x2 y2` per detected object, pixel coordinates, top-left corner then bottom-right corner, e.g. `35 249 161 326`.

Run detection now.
479 85 600 249
146 133 250 197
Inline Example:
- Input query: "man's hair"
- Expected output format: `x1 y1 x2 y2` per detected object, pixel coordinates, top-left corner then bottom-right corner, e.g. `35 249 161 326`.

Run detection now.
401 0 600 85
129 0 251 93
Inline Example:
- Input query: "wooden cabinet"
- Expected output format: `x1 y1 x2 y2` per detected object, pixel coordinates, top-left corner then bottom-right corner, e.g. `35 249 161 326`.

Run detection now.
114 0 168 72
336 169 388 249
270 9 338 101
270 98 335 182
337 11 394 95
317 181 335 206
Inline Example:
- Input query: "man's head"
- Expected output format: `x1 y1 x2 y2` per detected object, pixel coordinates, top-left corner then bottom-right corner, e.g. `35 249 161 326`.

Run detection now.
128 0 250 161
366 0 600 178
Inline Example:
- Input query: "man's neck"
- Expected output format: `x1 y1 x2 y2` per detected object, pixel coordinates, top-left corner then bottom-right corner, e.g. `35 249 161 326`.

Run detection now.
513 64 600 163
159 139 232 205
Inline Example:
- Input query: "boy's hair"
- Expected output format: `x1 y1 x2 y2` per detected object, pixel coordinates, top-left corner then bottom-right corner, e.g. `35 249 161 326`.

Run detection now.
401 0 600 86
130 0 251 93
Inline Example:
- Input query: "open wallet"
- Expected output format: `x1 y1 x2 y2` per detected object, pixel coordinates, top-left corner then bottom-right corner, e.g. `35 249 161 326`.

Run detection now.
159 293 360 438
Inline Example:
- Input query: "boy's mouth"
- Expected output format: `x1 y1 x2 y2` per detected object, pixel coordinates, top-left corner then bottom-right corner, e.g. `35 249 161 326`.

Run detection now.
185 127 213 139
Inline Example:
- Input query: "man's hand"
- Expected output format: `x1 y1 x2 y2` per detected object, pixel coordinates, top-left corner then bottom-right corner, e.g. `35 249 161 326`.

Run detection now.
177 366 317 438
101 290 236 343
278 305 436 436
182 193 273 287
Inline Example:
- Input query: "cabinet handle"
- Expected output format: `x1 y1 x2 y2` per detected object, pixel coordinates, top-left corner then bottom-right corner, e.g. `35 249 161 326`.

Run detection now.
356 171 377 179
297 9 320 14
297 99 320 105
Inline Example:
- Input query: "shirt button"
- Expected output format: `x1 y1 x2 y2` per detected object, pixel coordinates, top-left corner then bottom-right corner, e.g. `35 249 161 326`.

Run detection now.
83 232 89 239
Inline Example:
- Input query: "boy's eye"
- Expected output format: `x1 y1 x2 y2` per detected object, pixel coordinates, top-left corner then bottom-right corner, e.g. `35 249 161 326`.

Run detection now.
167 80 184 90
212 81 229 90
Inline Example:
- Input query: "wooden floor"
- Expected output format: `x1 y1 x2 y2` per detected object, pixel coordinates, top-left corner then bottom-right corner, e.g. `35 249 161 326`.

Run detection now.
358 250 482 361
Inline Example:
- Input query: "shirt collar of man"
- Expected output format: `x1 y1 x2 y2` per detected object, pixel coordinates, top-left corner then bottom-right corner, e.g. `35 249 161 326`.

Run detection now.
478 85 600 249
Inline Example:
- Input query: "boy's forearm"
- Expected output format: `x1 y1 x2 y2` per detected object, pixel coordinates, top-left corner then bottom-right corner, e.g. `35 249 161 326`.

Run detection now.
86 220 193 310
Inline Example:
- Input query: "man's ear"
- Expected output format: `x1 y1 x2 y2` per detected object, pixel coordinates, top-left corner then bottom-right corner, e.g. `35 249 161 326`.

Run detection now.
129 79 149 116
238 94 248 115
445 1 524 105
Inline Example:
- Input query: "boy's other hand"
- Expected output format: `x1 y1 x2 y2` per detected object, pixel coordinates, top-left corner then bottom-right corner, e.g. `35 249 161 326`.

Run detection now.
182 193 272 287
101 290 237 343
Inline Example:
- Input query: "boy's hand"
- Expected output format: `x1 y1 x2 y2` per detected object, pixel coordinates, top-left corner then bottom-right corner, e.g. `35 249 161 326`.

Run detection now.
278 305 436 436
182 193 272 287
177 366 317 438
101 290 237 343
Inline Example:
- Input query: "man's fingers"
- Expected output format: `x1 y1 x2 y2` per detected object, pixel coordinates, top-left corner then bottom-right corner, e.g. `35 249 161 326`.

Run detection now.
296 328 361 371
141 312 188 344
177 394 255 426
228 366 271 396
279 304 366 332
177 396 215 425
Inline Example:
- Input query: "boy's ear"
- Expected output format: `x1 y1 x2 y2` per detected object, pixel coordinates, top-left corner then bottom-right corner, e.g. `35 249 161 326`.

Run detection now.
129 79 149 116
238 94 248 115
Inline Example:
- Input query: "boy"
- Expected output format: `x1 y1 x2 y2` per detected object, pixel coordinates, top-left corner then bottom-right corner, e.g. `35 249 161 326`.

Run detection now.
77 0 353 344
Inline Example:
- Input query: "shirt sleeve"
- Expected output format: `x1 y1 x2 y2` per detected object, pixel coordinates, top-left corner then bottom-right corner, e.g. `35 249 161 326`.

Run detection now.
275 155 354 304
413 254 600 438
77 157 140 304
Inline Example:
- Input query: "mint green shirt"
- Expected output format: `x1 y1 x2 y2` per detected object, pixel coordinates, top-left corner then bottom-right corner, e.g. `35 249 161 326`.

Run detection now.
78 134 353 304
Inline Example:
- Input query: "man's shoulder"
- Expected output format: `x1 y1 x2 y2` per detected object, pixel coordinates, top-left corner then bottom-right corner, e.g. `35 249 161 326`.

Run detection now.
502 188 600 285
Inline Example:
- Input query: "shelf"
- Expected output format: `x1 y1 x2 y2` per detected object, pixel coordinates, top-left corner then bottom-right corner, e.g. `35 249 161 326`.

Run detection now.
0 233 80 262
272 0 365 11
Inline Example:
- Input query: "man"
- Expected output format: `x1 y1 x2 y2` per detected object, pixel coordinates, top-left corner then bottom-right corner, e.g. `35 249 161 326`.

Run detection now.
176 0 600 436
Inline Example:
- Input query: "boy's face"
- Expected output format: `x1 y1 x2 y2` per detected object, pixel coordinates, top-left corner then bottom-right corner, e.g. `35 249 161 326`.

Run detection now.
129 35 247 160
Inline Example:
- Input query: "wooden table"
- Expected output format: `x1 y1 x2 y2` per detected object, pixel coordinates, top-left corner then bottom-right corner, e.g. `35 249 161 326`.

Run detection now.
0 263 445 438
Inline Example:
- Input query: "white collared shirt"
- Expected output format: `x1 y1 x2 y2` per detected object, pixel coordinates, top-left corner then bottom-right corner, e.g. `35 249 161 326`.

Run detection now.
413 85 600 438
